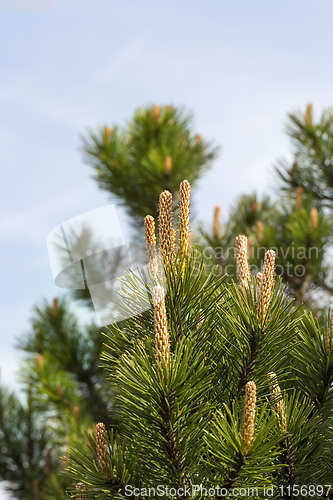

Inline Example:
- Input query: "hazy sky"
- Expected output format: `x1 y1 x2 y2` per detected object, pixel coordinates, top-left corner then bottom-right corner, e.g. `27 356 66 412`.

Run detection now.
1 2 333 492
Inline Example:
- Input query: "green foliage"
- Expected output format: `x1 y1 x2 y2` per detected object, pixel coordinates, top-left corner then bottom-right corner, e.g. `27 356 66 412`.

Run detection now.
0 298 114 499
0 385 70 500
276 104 333 210
227 193 273 237
81 104 218 226
64 246 333 499
3 102 333 500
20 297 112 427
196 191 333 306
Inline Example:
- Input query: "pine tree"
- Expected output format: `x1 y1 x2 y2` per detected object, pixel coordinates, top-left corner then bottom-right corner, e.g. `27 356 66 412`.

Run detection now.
0 383 66 500
196 185 332 307
0 298 113 499
64 181 333 499
275 103 333 210
81 104 218 227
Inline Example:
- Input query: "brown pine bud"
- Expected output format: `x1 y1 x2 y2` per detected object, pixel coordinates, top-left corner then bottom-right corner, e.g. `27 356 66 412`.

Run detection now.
56 384 63 396
165 155 172 173
73 406 80 418
305 103 313 125
96 422 111 478
196 134 202 144
153 105 161 120
251 200 258 214
213 205 222 241
235 235 251 288
310 207 318 232
325 316 333 354
152 286 170 365
241 381 256 451
268 372 287 433
256 221 264 242
144 215 158 276
158 190 173 265
258 250 275 323
52 298 58 316
291 161 297 175
295 186 303 211
104 126 112 144
179 180 191 261
36 354 44 370
76 482 86 500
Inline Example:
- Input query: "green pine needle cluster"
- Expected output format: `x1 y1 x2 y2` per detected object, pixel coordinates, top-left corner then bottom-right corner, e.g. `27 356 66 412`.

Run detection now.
64 182 333 500
81 105 218 226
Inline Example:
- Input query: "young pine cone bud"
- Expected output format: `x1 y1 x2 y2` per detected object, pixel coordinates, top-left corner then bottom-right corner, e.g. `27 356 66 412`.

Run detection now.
256 220 264 242
104 126 112 144
153 105 161 121
36 353 44 370
76 483 86 500
52 297 58 316
95 422 111 478
235 235 251 288
268 372 287 433
295 186 303 211
258 250 276 323
251 199 258 214
158 190 173 265
73 406 80 418
165 155 172 173
241 381 256 451
144 215 158 276
179 180 191 260
213 205 222 241
152 286 170 365
305 103 313 125
310 207 318 232
325 316 333 354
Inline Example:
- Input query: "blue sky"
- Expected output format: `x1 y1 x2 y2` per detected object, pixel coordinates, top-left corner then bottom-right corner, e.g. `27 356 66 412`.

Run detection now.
1 0 333 398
